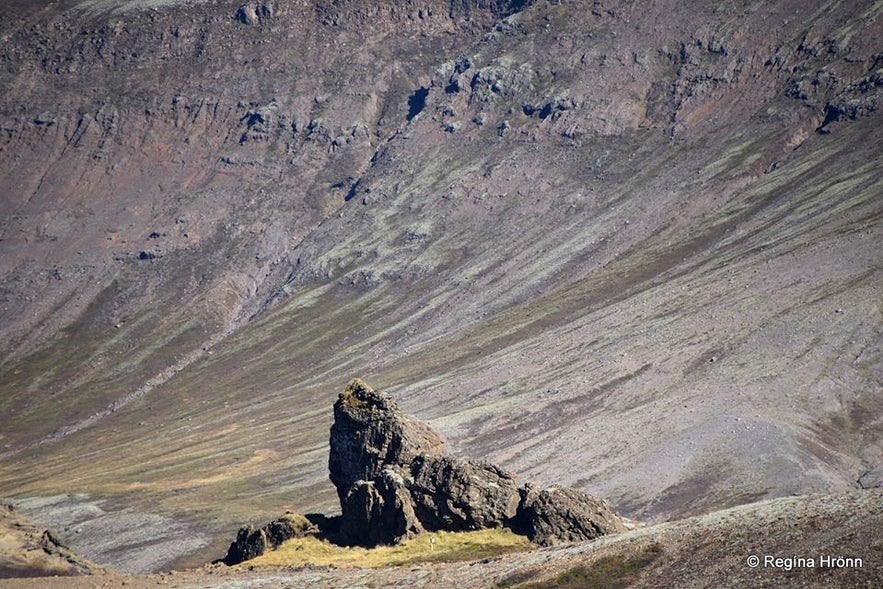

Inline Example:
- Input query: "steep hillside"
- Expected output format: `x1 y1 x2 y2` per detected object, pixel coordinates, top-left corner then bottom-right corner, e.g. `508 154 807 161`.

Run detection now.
1 0 881 572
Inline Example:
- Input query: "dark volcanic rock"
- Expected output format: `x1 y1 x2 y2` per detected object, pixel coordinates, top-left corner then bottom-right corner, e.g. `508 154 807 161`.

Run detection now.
328 378 446 503
513 484 628 546
224 379 624 562
408 455 522 531
223 514 318 565
224 525 267 566
339 469 423 546
328 378 624 548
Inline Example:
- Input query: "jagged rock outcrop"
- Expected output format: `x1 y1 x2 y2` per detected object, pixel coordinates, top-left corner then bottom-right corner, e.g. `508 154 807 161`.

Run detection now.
222 378 625 562
328 378 447 504
329 379 626 547
339 468 423 546
408 455 522 532
223 513 319 566
514 484 625 545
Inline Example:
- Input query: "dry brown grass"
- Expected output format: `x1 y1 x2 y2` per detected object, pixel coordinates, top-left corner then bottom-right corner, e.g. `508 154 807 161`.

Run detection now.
244 528 532 568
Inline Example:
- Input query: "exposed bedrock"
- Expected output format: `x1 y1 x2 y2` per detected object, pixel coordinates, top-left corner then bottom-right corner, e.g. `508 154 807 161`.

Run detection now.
330 379 626 547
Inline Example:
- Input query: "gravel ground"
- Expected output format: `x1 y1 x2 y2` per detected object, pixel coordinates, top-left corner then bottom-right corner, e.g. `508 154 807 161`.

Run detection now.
1 490 879 589
11 495 209 574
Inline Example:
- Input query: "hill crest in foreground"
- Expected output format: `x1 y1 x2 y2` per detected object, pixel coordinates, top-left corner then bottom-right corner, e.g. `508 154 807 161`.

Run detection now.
1 490 880 588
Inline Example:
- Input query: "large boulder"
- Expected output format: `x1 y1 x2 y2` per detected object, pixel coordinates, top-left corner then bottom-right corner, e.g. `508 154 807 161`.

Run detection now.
223 513 318 565
339 469 423 546
513 484 628 546
408 455 522 531
224 525 267 565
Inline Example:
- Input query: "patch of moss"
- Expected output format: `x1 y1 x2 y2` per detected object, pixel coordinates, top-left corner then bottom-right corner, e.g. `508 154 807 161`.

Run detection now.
340 377 371 399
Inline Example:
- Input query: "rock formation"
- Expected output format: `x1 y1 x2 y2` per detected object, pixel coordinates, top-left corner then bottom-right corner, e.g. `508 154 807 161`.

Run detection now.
407 455 522 533
223 513 320 566
328 378 446 504
338 468 423 547
329 379 626 547
223 378 626 563
0 501 99 577
513 484 627 546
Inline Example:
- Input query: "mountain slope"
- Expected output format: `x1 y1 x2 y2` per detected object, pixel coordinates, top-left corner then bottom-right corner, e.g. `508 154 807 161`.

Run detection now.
1 0 881 571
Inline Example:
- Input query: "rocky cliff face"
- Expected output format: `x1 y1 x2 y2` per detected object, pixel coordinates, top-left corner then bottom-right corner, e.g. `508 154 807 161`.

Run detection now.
329 379 625 547
0 0 523 452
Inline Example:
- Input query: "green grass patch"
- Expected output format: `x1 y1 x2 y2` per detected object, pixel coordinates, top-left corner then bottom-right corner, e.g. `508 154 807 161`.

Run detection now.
246 528 531 568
